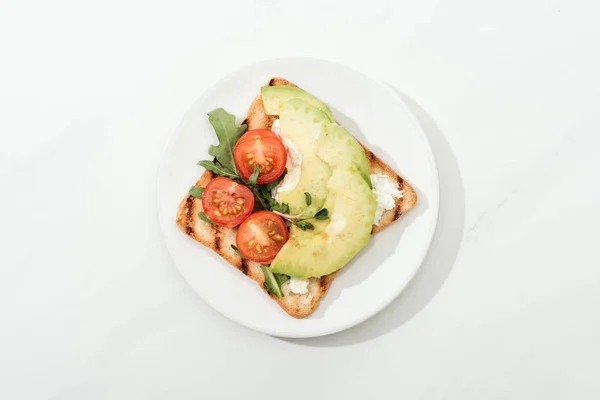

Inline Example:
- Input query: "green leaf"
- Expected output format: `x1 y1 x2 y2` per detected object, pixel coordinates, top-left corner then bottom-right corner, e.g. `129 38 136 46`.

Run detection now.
230 244 245 259
252 169 288 211
304 192 312 206
314 208 329 219
259 186 275 208
261 265 283 298
262 168 287 191
198 212 216 225
296 220 314 231
251 187 270 211
274 273 290 286
272 202 290 214
206 108 247 173
189 186 204 199
248 164 260 185
197 160 239 180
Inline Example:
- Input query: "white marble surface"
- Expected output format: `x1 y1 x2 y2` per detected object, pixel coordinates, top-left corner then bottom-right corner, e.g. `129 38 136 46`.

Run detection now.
1 1 599 398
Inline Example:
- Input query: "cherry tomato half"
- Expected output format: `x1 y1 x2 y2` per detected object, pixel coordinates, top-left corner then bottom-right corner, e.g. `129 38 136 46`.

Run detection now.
201 177 254 228
235 211 289 264
234 130 287 184
237 129 280 143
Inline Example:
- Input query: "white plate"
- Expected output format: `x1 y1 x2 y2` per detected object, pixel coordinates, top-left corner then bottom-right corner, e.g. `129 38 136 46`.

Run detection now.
158 57 439 338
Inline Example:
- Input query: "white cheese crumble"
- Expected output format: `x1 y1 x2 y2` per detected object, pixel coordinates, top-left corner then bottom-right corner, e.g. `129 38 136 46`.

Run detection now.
271 118 281 135
270 119 302 201
371 173 403 225
289 277 310 294
325 213 346 236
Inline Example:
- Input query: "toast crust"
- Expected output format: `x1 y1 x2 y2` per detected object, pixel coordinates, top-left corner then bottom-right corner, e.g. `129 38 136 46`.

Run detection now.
176 78 416 318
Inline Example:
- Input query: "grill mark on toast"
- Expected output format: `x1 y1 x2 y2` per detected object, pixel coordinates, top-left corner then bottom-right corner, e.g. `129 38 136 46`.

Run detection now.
320 274 335 294
185 196 193 218
240 259 249 275
214 231 221 252
319 276 327 287
184 196 194 236
269 78 275 86
393 206 402 221
393 176 405 221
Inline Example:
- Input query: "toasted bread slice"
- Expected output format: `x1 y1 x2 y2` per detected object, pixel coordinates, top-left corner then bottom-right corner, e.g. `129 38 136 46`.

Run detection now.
176 78 417 318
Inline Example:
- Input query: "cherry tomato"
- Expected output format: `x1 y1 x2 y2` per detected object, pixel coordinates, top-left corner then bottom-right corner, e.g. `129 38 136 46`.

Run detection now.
201 177 254 228
235 211 289 264
234 130 287 184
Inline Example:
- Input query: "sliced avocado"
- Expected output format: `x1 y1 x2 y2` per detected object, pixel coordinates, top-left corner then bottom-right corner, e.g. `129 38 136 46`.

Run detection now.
317 123 372 188
276 100 332 215
261 85 335 122
270 168 377 278
270 123 377 278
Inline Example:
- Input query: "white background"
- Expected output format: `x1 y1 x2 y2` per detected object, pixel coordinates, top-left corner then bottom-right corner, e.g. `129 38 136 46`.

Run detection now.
1 0 599 399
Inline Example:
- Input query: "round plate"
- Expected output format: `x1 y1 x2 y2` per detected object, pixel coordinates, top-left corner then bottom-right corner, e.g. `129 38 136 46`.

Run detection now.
158 57 439 338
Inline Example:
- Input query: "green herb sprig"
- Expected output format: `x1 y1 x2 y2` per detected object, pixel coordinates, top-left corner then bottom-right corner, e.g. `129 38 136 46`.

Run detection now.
271 193 329 231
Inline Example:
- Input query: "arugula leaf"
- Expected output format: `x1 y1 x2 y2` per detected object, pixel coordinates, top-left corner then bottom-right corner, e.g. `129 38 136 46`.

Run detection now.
314 208 329 219
256 186 276 209
197 160 239 180
275 273 290 286
254 182 288 213
189 186 204 199
304 192 312 206
257 186 273 207
249 164 260 185
251 187 269 210
230 244 245 259
261 265 284 298
250 169 288 211
198 212 216 225
206 108 247 173
262 168 287 192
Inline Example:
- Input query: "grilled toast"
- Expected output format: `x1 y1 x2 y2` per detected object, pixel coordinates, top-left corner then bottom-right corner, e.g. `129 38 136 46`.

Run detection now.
176 78 417 318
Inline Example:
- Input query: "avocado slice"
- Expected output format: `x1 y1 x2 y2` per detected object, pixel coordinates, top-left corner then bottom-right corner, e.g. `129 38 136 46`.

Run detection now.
261 85 335 122
317 123 372 188
276 99 332 215
270 168 377 278
270 122 377 278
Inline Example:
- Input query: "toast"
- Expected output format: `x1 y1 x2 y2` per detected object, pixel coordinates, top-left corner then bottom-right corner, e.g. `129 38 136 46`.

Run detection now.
176 78 417 318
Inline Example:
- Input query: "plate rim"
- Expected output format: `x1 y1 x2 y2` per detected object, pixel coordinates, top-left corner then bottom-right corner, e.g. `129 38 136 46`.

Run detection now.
157 56 440 338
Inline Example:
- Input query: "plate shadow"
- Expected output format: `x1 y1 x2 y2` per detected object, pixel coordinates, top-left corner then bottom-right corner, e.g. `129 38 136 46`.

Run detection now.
280 88 465 346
